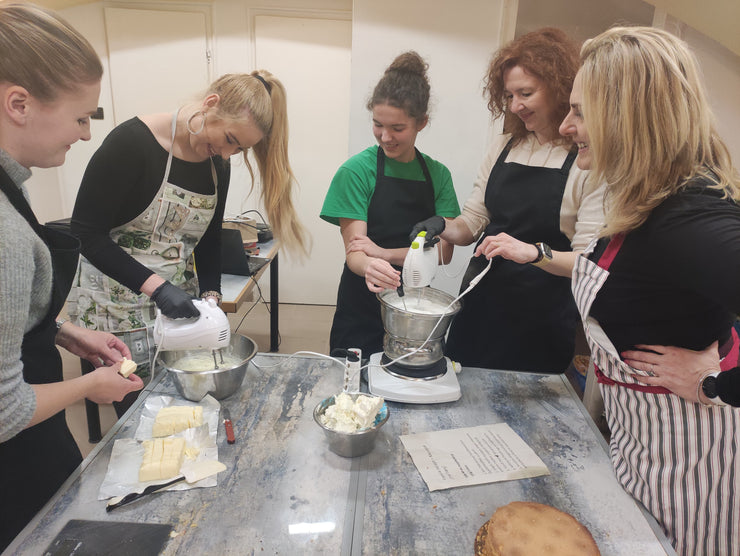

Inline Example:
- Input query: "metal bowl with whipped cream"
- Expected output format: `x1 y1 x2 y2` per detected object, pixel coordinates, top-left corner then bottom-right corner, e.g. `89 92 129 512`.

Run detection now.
313 392 389 457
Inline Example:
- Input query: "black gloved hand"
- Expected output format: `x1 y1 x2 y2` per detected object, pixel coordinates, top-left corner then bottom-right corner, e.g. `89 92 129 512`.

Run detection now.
150 281 200 319
409 215 446 244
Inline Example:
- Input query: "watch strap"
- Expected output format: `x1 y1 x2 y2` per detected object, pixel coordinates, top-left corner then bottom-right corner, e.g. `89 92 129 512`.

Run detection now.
531 242 552 268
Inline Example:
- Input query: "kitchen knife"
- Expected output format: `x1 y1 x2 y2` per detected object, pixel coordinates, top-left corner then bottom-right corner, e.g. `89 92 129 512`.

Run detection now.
223 407 235 444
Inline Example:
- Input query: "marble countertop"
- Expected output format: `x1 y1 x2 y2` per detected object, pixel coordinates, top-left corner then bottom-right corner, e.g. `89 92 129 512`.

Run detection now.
6 355 674 555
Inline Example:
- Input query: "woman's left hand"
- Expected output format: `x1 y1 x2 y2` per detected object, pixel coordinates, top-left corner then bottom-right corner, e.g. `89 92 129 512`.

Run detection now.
622 341 720 403
56 324 132 367
474 233 539 264
347 234 384 259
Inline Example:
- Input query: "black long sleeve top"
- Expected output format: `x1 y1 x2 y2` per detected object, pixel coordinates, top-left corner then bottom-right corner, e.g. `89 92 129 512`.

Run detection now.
589 178 740 406
71 117 230 295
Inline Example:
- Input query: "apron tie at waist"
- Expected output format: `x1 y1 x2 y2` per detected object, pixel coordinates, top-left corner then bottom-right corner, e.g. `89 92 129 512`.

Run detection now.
594 364 672 394
596 327 739 392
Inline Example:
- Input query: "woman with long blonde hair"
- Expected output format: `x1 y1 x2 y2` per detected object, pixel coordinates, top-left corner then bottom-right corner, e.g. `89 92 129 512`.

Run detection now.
561 26 740 555
68 71 307 412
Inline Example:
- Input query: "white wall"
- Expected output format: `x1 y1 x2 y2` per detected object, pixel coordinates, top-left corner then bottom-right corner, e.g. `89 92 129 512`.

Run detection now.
27 0 740 305
26 2 114 222
350 0 506 296
681 25 740 165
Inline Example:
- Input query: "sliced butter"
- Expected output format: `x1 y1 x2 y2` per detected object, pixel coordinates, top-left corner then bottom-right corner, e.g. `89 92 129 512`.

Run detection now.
119 357 137 378
139 437 186 482
152 406 204 437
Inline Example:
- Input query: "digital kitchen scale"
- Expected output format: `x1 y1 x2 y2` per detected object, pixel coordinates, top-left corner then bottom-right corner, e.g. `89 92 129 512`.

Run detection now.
367 351 462 404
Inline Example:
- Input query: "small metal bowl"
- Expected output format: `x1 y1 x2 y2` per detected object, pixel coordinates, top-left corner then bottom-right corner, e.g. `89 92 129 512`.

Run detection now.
158 334 257 401
313 393 389 458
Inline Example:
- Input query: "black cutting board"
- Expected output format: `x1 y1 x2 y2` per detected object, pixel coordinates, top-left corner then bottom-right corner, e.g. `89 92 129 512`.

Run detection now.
43 519 172 556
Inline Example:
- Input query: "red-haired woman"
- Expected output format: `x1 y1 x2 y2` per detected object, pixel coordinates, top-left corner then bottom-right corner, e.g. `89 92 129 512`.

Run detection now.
412 28 605 372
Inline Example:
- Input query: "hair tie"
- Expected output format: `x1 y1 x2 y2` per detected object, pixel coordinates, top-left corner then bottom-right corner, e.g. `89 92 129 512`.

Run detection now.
254 74 272 94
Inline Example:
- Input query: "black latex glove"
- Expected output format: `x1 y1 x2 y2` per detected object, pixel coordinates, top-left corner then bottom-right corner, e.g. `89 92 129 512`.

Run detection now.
150 281 200 319
409 215 446 244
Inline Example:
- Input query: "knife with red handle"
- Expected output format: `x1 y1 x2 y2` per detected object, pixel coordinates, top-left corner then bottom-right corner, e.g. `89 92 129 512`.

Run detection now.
222 407 235 444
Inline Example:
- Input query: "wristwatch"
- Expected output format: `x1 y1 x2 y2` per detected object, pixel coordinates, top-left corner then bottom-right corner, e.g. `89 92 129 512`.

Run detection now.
531 242 553 268
701 372 721 400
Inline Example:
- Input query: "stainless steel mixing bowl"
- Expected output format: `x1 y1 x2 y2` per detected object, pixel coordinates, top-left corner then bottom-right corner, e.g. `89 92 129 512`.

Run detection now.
313 393 389 457
158 334 257 401
377 288 461 367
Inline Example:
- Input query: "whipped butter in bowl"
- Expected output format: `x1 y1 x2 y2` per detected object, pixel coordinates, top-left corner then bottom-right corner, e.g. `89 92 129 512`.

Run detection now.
314 392 389 457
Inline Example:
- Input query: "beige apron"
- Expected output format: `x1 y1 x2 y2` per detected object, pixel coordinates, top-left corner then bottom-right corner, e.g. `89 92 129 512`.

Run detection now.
68 112 218 371
572 237 740 556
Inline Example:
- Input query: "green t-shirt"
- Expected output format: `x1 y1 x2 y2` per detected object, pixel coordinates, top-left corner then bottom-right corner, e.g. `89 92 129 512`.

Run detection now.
320 145 460 226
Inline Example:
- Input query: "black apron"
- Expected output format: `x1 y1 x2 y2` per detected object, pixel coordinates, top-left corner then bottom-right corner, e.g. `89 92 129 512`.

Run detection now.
0 169 83 551
445 139 578 372
330 148 435 355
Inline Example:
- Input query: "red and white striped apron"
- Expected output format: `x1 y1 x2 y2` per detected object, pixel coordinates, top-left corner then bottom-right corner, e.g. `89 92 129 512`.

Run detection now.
572 235 740 556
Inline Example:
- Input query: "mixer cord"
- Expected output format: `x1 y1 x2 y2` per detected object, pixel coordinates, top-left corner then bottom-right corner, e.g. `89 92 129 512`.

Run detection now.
379 257 493 369
233 277 282 352
251 259 493 377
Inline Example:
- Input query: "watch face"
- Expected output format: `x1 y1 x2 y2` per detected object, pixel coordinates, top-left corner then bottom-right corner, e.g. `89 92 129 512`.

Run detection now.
702 375 718 399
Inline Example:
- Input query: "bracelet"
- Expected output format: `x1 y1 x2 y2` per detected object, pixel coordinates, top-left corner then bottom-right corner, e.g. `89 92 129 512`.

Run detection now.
200 290 223 303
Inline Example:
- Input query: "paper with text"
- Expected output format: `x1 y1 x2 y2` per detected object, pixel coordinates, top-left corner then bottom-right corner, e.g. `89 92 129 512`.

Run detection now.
400 423 549 491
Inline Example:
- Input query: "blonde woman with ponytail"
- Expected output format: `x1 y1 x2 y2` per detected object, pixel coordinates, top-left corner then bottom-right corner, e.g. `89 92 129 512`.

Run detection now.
69 72 306 415
561 26 740 555
222 72 309 258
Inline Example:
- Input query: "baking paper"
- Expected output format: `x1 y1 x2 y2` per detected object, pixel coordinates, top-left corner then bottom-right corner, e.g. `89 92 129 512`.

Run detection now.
98 394 222 500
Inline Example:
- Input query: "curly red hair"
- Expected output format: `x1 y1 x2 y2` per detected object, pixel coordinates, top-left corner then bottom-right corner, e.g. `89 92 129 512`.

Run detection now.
484 27 579 145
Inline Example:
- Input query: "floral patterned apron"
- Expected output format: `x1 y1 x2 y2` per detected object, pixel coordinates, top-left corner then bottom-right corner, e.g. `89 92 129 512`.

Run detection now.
572 236 739 556
69 112 218 372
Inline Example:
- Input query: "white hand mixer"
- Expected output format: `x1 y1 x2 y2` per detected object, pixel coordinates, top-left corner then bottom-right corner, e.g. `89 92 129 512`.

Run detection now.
398 231 439 310
153 298 231 367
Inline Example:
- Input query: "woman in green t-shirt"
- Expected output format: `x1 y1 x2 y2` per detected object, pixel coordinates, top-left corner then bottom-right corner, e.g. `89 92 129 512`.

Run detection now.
320 51 460 356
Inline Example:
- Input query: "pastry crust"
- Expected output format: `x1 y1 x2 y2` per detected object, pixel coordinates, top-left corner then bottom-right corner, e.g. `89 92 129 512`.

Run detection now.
475 501 600 556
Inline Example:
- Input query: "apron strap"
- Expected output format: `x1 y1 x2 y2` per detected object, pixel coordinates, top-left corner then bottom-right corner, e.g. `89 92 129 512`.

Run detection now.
596 233 625 271
376 147 432 185
0 168 45 240
165 110 219 190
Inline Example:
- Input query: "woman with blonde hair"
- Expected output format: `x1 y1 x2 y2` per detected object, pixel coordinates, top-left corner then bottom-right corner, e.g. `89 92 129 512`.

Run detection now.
560 26 740 555
0 3 143 548
68 72 307 411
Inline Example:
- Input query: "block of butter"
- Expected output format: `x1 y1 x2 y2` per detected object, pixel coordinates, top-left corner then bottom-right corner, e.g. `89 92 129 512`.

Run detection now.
119 357 137 378
152 406 204 437
139 437 186 482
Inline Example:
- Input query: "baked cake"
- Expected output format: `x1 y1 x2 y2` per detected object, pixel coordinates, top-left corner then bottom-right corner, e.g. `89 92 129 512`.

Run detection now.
474 501 600 556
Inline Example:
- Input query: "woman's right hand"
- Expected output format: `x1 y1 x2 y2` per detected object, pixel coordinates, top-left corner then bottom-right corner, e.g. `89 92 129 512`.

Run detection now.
364 258 401 293
150 281 200 319
622 341 721 404
86 363 144 405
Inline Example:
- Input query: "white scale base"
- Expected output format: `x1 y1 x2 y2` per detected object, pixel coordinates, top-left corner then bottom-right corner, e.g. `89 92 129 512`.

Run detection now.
367 352 462 404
